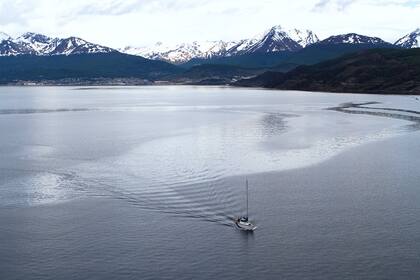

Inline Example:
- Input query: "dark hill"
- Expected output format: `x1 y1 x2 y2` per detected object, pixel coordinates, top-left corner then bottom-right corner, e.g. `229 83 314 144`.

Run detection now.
235 49 420 94
281 43 398 65
0 53 180 84
182 52 292 69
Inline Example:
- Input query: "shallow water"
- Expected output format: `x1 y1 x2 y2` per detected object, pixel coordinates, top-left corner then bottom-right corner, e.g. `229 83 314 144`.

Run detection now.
0 86 419 279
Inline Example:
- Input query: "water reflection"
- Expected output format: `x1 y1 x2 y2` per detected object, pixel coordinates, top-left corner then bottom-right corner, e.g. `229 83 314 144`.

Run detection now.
2 89 420 228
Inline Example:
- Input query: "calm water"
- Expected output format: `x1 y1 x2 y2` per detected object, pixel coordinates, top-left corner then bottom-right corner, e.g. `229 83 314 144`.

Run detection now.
0 86 419 279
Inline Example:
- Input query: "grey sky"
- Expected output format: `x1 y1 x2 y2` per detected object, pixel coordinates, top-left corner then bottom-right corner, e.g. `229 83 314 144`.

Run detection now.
0 0 419 47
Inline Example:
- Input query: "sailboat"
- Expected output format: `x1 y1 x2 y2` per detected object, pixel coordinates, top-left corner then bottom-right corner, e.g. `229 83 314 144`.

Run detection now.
235 179 257 231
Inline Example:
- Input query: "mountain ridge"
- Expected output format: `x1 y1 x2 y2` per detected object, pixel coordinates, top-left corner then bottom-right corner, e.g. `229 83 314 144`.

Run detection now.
120 25 320 64
121 29 416 65
395 28 420 49
0 32 117 56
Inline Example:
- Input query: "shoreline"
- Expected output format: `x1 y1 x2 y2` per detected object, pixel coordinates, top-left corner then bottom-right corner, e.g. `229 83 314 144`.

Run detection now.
0 82 419 95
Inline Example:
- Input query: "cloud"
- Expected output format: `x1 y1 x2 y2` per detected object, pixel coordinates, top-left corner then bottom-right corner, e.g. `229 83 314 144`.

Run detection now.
0 0 418 47
0 0 36 25
313 0 358 11
313 0 331 11
70 0 212 16
77 1 140 16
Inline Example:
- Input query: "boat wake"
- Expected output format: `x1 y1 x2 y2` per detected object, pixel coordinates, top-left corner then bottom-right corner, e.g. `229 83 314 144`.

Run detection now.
77 172 242 227
328 102 420 129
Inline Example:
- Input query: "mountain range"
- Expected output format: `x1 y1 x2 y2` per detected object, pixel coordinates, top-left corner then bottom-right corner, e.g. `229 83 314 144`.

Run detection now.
120 26 320 64
119 26 420 64
1 26 419 64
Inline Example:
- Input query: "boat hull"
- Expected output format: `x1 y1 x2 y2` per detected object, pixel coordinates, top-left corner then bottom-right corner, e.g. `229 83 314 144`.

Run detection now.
234 219 257 231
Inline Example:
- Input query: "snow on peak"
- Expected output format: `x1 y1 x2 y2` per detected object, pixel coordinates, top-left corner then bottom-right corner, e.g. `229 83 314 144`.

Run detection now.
243 25 303 53
320 33 387 45
288 29 320 47
46 36 116 55
220 26 319 55
0 30 117 56
0 32 11 42
395 28 420 49
265 25 285 36
19 32 52 42
15 32 56 54
257 25 288 42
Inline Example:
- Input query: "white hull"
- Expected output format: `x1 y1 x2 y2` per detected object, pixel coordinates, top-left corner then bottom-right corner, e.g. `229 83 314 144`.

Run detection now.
235 219 257 231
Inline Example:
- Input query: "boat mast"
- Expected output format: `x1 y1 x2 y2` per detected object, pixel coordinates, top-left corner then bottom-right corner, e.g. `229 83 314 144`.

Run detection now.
246 179 249 218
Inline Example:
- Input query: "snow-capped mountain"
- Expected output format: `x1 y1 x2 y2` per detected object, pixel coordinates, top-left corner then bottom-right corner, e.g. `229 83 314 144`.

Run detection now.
0 32 116 56
318 33 388 45
223 38 259 57
121 40 238 64
16 32 55 53
203 40 239 58
226 26 319 56
121 42 169 57
240 25 304 54
47 37 115 55
0 39 36 56
0 32 11 42
288 29 319 47
395 28 420 48
120 25 319 63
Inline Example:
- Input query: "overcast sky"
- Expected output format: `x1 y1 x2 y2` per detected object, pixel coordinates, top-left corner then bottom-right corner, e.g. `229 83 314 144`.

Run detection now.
0 0 419 47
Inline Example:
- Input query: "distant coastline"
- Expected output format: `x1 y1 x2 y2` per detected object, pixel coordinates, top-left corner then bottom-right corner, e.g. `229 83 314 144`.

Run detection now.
2 82 419 96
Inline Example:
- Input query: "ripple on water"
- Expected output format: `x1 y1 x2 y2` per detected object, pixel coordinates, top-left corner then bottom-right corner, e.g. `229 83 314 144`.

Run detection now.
3 100 419 228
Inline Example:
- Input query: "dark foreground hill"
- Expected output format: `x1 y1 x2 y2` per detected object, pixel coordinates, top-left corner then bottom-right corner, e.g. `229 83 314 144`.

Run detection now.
182 42 398 69
0 53 181 84
235 49 420 94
